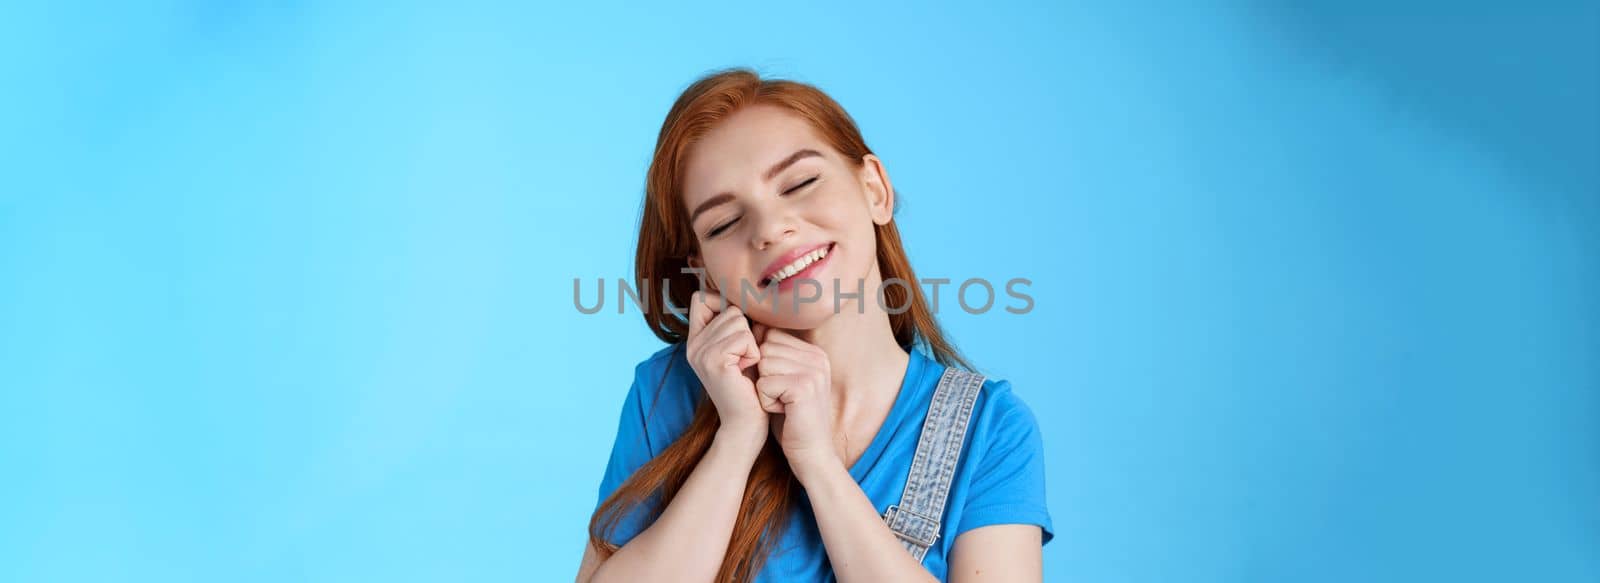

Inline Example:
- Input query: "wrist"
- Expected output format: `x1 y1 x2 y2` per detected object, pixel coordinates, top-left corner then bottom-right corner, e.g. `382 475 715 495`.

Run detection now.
786 449 845 486
713 423 767 459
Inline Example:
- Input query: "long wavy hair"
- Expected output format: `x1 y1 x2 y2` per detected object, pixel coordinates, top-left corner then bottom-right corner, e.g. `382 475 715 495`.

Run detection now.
587 67 972 583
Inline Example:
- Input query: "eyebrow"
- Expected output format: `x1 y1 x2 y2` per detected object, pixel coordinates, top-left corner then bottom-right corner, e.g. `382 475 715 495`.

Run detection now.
688 148 824 225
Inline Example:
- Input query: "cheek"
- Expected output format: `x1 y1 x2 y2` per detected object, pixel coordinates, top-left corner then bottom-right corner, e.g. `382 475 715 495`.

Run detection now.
816 190 876 238
703 249 750 287
811 188 870 228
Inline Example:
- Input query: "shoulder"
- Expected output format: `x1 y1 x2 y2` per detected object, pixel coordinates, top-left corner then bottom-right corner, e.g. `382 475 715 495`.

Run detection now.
913 358 1041 442
959 373 1047 471
925 362 1039 439
912 363 1045 465
950 371 1055 544
621 343 702 454
631 343 690 390
971 376 1040 432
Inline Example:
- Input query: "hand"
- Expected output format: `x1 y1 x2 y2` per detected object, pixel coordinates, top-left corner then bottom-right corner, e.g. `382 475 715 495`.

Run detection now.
685 291 770 445
754 329 840 476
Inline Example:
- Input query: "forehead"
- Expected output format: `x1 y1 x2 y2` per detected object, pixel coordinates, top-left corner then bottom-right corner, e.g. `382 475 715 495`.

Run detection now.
681 104 830 205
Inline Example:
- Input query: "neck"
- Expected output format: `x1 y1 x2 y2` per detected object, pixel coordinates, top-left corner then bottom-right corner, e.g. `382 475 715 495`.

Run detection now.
789 268 910 419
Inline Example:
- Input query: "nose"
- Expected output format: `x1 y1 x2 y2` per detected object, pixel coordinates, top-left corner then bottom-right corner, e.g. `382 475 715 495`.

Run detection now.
748 206 796 251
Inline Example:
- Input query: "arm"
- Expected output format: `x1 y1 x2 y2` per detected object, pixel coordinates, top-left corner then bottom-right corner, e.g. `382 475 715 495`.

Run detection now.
795 461 939 583
799 462 1047 583
752 331 937 582
948 524 1043 582
581 292 774 582
582 425 765 583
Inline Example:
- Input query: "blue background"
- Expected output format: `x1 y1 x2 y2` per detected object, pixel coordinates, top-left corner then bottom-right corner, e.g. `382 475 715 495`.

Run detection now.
2 1 1596 581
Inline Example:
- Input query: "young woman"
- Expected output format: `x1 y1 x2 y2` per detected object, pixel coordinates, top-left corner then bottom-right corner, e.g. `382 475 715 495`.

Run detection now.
576 69 1053 583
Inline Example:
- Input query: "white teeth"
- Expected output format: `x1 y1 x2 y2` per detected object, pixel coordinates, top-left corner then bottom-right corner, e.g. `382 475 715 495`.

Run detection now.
767 245 830 286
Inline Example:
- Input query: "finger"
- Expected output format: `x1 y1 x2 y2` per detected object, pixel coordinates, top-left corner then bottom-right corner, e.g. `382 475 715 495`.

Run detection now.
703 289 727 313
701 305 751 347
704 328 759 371
754 343 812 377
703 314 760 369
759 327 814 351
755 376 787 413
758 337 831 375
750 322 770 345
728 327 762 370
688 291 717 339
756 374 811 408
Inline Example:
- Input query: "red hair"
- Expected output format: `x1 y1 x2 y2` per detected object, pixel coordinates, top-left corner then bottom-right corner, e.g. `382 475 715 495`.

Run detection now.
588 68 971 583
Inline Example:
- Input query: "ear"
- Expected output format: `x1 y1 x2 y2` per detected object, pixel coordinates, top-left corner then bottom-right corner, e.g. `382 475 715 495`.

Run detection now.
859 154 895 226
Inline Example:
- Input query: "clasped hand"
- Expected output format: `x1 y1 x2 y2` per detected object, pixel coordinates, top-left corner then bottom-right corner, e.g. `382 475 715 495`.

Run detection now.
685 290 839 473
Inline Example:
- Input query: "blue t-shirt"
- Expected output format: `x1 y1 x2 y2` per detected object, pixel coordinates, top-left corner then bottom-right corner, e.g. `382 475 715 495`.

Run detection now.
593 343 1053 581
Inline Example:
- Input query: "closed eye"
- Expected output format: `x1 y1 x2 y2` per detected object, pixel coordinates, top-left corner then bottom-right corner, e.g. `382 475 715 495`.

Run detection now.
783 176 819 195
708 217 739 238
707 176 817 238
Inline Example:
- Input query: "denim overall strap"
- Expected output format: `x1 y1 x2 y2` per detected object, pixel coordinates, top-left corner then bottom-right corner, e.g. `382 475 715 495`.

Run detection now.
882 365 986 563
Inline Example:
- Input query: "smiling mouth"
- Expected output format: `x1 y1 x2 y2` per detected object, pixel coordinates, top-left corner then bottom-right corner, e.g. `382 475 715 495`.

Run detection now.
763 243 835 288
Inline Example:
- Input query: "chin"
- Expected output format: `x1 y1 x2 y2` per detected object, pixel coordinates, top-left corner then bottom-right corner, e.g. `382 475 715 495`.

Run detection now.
744 293 846 330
